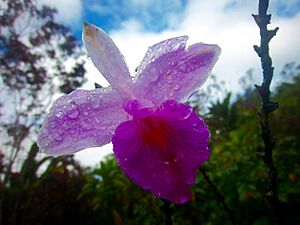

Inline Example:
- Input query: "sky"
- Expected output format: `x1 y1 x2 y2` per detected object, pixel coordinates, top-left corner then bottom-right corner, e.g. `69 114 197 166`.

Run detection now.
39 0 300 167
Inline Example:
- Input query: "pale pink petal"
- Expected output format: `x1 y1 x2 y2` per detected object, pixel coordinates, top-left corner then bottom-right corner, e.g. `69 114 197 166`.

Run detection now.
112 100 210 204
83 22 133 91
37 88 130 156
133 36 221 105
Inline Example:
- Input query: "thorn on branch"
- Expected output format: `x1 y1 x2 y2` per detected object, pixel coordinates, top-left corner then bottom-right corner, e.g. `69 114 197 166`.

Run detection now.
263 101 279 113
267 27 279 41
253 45 262 57
252 14 271 27
252 14 261 26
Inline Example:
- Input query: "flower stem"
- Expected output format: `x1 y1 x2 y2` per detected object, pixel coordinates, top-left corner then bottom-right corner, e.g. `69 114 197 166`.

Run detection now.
252 0 284 224
200 167 236 225
161 200 173 225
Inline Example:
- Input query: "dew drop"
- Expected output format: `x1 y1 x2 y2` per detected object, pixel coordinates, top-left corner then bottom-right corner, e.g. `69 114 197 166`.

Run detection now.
55 111 63 118
83 111 89 116
179 62 186 72
67 110 79 119
173 84 180 90
183 111 192 120
99 126 106 131
150 68 159 81
81 118 93 130
94 117 101 124
186 177 195 184
168 88 174 97
92 97 102 109
54 134 63 141
166 75 173 84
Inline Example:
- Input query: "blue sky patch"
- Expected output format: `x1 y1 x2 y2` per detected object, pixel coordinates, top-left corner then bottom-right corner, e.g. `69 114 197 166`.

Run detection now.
224 0 300 18
71 0 187 40
274 0 300 18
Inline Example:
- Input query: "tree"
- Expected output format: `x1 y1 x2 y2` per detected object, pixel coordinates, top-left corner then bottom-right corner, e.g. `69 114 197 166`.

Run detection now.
0 0 86 175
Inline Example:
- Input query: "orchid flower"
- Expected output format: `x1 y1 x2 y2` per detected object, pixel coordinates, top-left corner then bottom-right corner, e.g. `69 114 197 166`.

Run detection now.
37 22 221 204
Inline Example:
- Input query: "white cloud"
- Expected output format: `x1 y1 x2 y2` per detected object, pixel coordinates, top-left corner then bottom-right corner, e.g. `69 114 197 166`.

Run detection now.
105 0 300 91
39 0 82 24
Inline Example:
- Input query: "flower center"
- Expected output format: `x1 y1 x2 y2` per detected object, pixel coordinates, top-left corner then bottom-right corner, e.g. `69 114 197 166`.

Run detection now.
139 117 170 149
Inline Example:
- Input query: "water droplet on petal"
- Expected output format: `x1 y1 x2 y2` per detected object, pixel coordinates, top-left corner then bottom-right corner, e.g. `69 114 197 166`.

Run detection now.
166 75 173 84
81 118 93 130
67 110 79 119
92 97 102 109
94 117 101 124
83 111 89 116
168 88 174 97
99 126 106 131
54 134 63 141
173 84 180 90
150 68 159 82
183 111 192 120
179 62 186 72
55 111 63 118
186 177 195 184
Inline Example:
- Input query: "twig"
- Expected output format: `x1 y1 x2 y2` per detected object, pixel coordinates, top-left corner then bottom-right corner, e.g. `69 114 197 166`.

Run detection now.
200 167 236 225
252 1 284 224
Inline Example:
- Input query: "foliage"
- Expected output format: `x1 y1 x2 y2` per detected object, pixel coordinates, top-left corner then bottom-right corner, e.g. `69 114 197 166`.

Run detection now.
0 143 95 225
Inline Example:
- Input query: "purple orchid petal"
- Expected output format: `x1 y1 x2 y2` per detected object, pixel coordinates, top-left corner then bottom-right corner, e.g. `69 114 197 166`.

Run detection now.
112 100 210 204
83 22 133 90
37 88 130 156
134 36 221 105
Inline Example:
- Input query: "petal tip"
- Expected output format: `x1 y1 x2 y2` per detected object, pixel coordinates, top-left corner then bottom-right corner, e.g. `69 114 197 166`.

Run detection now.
83 21 90 28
